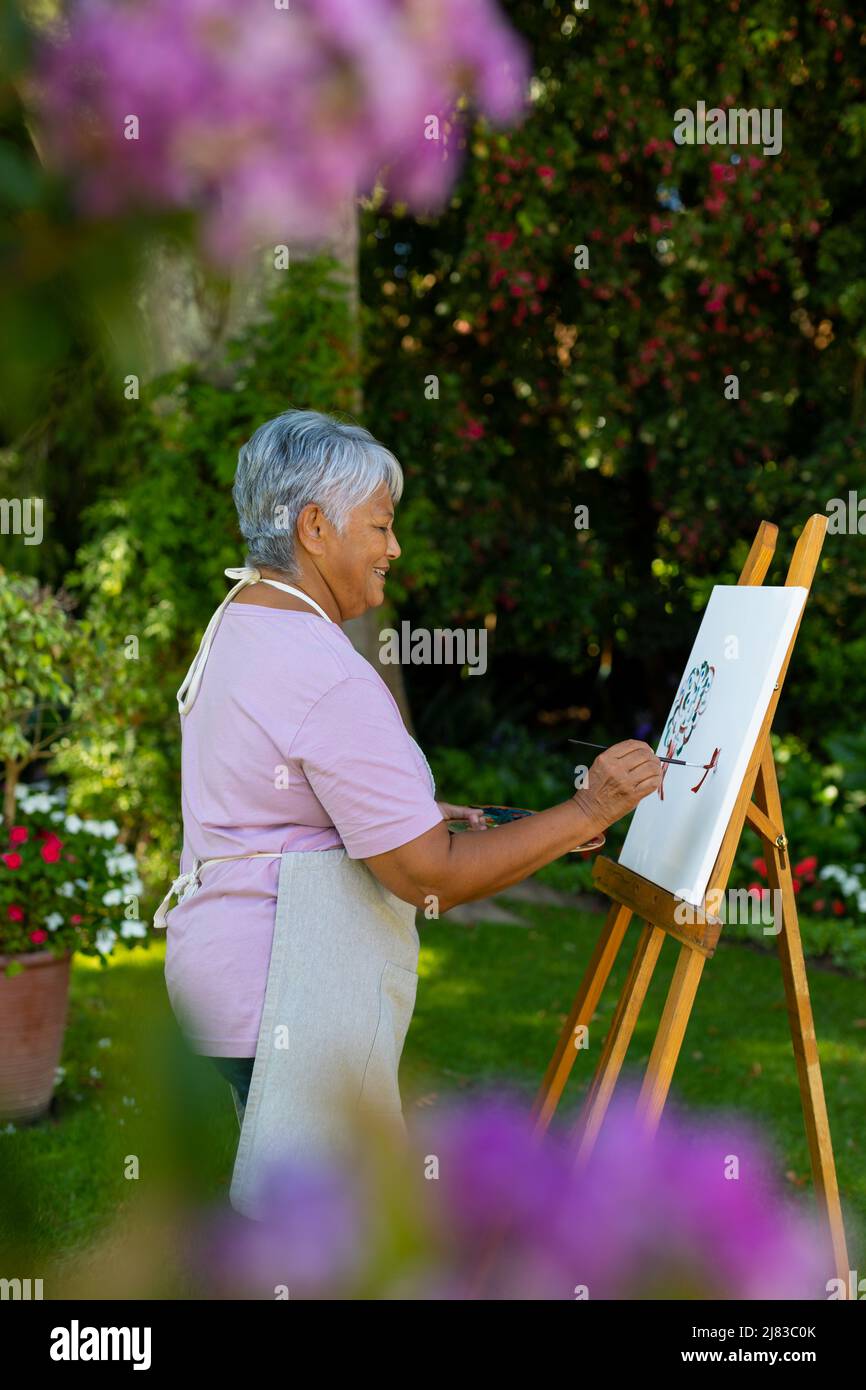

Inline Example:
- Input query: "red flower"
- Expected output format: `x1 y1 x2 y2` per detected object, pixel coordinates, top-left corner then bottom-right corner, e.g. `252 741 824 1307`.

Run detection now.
2 852 22 870
484 230 516 251
710 161 736 184
814 899 825 912
7 905 24 922
9 826 28 845
792 877 802 893
831 900 845 917
70 914 83 925
29 929 48 945
752 857 767 878
40 834 64 864
793 856 818 879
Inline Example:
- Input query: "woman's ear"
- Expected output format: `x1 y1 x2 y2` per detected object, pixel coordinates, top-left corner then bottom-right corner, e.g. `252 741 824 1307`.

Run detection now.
296 502 326 555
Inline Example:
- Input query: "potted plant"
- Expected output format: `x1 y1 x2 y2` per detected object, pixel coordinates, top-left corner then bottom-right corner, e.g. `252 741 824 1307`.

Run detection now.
0 571 145 1121
0 781 146 1121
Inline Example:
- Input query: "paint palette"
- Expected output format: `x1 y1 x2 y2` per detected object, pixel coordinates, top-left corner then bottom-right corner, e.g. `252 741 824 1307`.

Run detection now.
446 805 605 858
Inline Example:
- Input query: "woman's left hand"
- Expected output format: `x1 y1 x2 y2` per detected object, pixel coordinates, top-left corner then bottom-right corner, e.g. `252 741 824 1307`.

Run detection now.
437 801 488 830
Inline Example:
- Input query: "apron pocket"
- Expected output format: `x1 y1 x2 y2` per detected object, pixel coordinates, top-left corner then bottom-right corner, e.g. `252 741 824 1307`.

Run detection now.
358 960 419 1116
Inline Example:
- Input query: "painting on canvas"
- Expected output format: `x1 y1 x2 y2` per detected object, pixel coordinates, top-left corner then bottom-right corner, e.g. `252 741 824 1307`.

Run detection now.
617 584 808 906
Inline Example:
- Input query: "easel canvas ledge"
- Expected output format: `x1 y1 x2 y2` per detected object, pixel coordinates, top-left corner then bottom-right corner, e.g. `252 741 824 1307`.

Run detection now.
532 514 851 1288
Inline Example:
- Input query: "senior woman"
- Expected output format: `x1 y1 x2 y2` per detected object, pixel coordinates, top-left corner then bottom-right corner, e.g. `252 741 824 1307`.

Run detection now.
154 408 660 1219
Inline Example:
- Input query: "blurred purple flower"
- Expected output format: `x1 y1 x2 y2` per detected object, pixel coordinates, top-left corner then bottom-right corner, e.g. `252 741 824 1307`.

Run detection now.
188 1084 831 1300
414 1089 831 1299
189 1156 368 1299
30 0 530 263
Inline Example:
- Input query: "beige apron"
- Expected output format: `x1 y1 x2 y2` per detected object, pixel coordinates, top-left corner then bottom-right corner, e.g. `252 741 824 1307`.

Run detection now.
229 847 420 1220
155 566 431 1221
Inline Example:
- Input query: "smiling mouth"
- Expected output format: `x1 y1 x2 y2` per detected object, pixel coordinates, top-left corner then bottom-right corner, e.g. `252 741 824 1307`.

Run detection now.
373 568 388 580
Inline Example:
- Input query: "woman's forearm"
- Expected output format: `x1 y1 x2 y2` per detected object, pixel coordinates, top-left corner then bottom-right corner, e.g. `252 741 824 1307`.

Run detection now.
365 793 604 914
365 741 661 914
436 794 602 911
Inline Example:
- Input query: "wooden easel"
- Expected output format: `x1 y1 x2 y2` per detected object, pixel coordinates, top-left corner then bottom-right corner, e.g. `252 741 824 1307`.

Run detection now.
532 514 850 1286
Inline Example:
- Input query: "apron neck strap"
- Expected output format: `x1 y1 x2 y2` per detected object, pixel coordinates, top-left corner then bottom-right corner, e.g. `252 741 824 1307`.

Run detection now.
176 568 334 716
259 578 334 624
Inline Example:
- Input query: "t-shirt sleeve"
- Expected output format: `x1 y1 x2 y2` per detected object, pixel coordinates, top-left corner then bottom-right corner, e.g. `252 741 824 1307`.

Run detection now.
291 676 445 858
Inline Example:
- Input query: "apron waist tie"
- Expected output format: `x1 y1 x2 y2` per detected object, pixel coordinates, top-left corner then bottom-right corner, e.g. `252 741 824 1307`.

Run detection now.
153 851 285 930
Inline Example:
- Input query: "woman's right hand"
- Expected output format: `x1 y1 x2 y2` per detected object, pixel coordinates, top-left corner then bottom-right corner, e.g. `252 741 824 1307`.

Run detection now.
574 740 662 829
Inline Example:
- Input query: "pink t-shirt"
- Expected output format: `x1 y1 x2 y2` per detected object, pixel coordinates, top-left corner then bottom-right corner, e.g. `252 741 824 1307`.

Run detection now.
163 603 443 1056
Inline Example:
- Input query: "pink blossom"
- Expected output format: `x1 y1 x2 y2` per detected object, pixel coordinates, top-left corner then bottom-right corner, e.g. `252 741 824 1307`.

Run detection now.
33 0 530 264
9 826 28 845
2 852 22 870
7 905 25 922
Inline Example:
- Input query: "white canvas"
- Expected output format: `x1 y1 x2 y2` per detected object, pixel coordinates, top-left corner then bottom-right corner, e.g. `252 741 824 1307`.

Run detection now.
617 585 808 906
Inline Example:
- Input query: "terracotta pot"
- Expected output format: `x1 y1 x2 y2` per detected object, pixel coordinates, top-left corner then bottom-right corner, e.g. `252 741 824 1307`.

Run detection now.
0 949 73 1122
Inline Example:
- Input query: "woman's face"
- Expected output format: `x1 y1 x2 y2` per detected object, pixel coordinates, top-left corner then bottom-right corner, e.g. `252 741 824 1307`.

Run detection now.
319 481 401 620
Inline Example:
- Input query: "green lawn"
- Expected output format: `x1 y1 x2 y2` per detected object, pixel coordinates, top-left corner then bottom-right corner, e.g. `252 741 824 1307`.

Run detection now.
3 897 864 1276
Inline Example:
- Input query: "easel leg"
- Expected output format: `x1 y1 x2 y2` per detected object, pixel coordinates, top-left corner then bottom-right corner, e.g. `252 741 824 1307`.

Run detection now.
575 923 665 1164
636 943 706 1134
754 750 851 1283
531 902 632 1134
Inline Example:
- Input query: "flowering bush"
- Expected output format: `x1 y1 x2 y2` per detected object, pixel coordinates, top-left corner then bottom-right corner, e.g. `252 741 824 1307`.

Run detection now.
747 853 866 925
816 862 866 919
32 0 529 264
189 1090 830 1300
0 781 147 969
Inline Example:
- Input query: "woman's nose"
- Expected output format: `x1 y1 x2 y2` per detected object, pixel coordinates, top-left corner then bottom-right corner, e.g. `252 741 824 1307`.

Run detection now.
387 530 401 560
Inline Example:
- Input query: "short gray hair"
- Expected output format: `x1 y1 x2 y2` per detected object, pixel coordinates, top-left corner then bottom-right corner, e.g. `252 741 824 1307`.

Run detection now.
233 409 404 575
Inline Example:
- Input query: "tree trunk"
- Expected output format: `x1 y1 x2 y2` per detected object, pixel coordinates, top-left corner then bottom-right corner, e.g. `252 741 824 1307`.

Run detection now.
4 759 19 827
323 201 415 734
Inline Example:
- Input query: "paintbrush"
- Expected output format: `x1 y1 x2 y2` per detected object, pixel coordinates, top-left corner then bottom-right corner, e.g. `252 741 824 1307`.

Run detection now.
568 738 715 770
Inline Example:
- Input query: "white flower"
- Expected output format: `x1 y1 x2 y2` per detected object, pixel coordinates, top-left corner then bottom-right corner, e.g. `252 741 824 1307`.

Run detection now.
44 913 64 931
19 793 54 813
64 814 83 834
75 878 89 890
124 877 144 898
858 891 866 915
101 888 124 907
82 820 102 835
49 810 65 823
97 1037 112 1048
99 820 120 839
58 881 76 898
95 928 117 956
120 919 147 939
106 851 138 877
